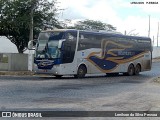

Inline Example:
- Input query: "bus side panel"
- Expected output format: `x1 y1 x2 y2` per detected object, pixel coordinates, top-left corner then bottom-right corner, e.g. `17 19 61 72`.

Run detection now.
83 36 152 74
76 49 103 74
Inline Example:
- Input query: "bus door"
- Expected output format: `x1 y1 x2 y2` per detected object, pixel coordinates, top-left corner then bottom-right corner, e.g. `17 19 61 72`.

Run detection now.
62 32 77 64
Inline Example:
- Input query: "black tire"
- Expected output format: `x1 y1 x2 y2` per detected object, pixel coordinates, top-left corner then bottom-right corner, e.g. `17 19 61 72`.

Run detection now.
135 64 141 75
55 75 63 78
127 64 135 76
75 65 87 78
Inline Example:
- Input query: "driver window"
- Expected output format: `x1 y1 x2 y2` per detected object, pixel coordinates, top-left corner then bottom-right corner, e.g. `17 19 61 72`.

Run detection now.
66 32 77 41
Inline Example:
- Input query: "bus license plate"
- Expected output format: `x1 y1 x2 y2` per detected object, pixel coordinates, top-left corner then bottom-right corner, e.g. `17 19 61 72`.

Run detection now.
43 70 47 72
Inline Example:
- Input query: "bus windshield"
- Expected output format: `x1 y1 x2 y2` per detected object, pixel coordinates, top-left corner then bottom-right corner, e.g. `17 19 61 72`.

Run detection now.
35 31 64 59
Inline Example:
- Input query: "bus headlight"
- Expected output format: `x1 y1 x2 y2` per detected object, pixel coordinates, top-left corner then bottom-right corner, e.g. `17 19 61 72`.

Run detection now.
34 64 38 68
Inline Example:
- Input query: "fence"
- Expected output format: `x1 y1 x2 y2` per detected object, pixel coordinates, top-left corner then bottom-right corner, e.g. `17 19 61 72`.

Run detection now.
0 53 28 71
152 47 160 58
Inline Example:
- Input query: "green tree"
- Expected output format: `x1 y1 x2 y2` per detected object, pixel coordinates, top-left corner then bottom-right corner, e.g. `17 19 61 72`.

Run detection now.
68 19 116 31
0 0 61 53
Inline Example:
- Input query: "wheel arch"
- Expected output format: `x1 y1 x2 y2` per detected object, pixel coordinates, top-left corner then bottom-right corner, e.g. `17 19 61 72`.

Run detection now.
128 63 135 68
77 63 87 73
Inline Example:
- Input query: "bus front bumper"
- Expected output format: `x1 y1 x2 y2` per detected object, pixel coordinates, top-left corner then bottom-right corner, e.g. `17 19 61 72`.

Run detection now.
34 64 62 75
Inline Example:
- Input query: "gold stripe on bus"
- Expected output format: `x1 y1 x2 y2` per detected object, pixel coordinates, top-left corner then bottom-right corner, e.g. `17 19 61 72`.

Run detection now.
106 51 147 64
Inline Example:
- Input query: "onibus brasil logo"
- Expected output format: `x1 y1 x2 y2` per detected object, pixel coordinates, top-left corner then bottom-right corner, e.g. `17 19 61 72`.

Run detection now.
1 112 42 118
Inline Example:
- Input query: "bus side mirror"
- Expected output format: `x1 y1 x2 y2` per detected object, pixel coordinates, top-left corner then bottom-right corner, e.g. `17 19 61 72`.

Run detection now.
28 40 37 50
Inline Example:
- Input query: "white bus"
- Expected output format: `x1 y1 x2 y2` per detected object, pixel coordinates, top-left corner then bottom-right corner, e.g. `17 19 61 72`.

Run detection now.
28 29 152 78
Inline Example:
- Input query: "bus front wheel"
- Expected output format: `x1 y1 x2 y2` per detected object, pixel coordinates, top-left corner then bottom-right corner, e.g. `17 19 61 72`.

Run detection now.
75 65 87 78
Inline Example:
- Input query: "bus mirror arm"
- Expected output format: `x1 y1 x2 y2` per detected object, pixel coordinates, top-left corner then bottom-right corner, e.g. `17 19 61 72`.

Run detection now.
28 40 37 50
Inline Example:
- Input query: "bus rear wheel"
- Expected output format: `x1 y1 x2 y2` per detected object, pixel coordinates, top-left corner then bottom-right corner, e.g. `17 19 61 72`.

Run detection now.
135 64 141 75
75 65 87 78
127 64 135 76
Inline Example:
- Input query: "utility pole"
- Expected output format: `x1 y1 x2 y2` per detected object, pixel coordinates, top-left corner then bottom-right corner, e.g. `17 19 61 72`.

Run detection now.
124 30 126 35
28 0 35 71
153 36 154 46
157 22 159 47
29 0 34 42
59 8 65 18
148 15 150 37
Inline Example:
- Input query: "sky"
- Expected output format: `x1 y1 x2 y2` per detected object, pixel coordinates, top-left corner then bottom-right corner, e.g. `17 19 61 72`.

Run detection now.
57 0 160 44
0 0 160 53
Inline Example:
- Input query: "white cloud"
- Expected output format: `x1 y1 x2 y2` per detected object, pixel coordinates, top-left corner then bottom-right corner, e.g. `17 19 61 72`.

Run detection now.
57 0 91 19
133 0 160 13
58 0 120 27
119 16 148 35
57 0 160 46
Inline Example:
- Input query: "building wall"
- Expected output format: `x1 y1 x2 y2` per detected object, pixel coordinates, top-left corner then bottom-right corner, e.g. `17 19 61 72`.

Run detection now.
152 47 160 58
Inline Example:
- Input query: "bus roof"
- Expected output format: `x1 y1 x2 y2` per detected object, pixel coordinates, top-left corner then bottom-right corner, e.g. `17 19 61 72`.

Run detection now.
41 29 151 40
41 29 76 32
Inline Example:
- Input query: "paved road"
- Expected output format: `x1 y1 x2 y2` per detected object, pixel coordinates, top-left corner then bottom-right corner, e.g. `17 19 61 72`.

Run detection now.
0 62 160 119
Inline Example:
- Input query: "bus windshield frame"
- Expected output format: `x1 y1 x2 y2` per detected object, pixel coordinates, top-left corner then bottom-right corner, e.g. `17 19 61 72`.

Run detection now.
35 31 65 59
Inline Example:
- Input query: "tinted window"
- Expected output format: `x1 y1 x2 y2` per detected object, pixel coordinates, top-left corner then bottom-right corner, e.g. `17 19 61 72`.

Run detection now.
62 31 77 63
78 33 101 51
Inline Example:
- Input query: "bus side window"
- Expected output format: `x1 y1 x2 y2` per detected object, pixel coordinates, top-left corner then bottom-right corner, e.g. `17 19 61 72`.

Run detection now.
78 33 87 49
62 31 77 63
80 34 84 39
62 43 72 63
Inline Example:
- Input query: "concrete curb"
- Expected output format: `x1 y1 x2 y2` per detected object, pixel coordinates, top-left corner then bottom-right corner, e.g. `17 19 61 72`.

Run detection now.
0 71 34 76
